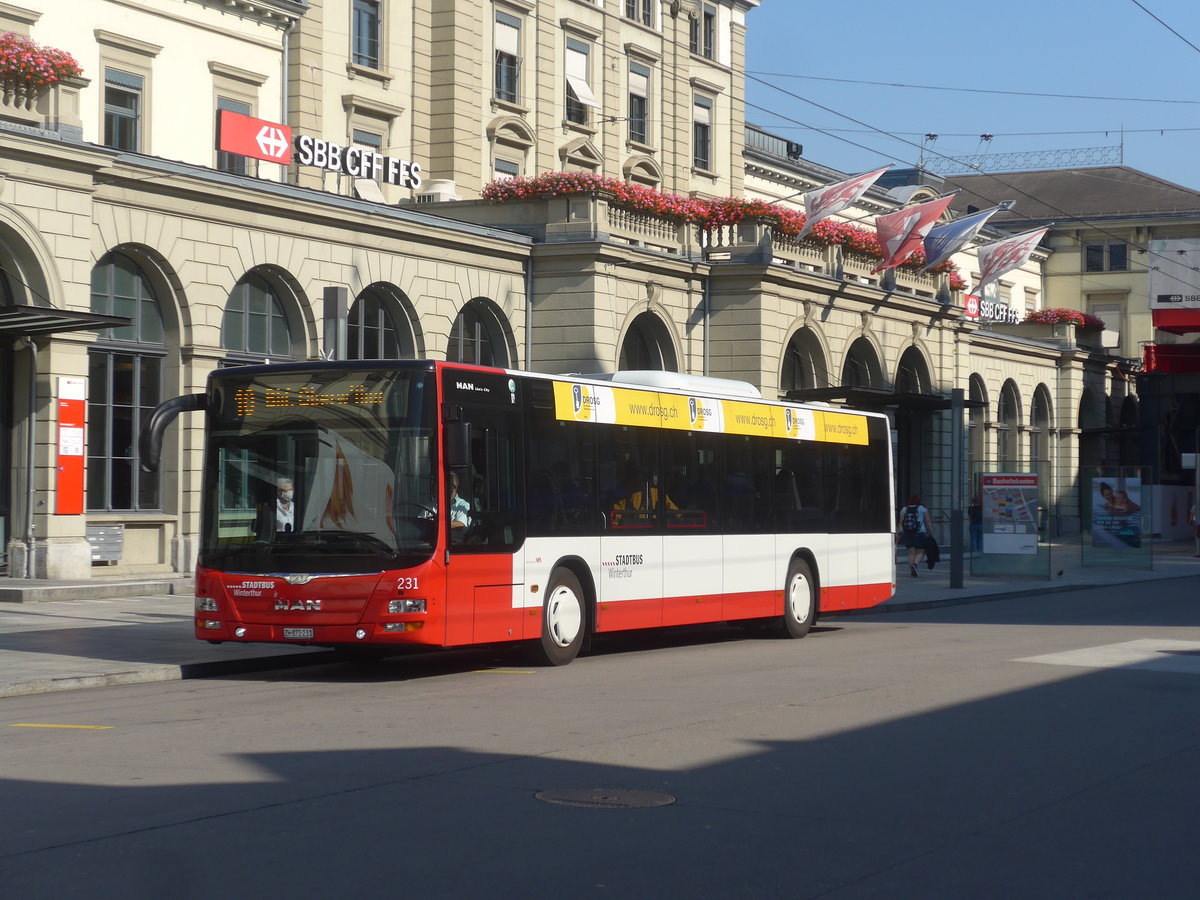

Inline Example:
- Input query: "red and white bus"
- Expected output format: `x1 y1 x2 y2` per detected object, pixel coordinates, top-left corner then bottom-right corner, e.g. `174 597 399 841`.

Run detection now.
144 361 895 665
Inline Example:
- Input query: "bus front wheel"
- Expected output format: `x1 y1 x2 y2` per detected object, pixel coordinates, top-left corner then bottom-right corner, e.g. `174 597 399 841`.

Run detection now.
535 568 586 666
781 558 816 639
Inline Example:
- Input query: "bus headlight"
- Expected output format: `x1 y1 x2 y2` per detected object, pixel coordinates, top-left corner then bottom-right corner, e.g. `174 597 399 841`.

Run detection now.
196 597 218 612
389 598 427 614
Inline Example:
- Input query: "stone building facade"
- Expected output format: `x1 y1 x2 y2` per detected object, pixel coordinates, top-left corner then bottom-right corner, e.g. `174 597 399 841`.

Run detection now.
0 0 1137 581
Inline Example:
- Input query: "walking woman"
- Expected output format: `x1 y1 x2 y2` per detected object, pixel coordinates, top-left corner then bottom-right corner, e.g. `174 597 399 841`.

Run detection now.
897 494 935 577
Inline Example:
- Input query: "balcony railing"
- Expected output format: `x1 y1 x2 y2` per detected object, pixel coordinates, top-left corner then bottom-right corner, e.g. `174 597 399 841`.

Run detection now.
429 197 958 301
0 75 88 135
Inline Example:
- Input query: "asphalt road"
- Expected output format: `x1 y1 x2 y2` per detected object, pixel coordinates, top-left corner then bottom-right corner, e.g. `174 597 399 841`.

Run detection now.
3 579 1200 899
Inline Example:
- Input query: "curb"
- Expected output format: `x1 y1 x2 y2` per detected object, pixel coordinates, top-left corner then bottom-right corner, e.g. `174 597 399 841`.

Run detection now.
0 650 335 699
832 570 1200 616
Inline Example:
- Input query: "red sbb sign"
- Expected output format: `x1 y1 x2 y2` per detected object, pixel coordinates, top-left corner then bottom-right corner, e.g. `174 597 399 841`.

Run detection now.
217 109 293 164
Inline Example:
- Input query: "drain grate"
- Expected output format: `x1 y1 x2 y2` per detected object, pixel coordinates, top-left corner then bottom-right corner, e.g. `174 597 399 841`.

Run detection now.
535 788 676 809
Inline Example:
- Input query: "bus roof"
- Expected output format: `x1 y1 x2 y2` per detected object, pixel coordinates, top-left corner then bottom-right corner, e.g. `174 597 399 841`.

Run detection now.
579 370 762 399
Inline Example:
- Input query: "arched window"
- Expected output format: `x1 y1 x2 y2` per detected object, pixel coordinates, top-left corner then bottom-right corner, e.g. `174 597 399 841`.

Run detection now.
1030 385 1052 462
996 380 1021 464
449 298 511 367
618 311 677 371
841 337 883 388
222 272 294 361
348 286 417 359
968 375 987 464
780 328 825 395
895 346 931 395
87 250 167 511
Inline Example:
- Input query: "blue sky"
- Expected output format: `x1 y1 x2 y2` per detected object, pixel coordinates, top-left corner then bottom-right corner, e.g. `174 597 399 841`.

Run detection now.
744 1 1200 193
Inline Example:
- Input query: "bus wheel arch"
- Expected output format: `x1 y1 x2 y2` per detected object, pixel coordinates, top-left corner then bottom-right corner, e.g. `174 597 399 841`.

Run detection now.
532 558 594 666
780 551 819 638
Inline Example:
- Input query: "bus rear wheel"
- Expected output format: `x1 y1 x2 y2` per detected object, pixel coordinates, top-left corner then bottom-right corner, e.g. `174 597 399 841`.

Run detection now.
534 568 586 666
781 558 815 639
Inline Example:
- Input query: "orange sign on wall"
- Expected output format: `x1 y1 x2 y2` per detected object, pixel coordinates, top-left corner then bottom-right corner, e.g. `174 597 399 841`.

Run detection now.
56 377 86 515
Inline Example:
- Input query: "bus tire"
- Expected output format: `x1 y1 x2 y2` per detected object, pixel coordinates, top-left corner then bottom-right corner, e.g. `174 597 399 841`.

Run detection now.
534 568 587 666
780 557 816 639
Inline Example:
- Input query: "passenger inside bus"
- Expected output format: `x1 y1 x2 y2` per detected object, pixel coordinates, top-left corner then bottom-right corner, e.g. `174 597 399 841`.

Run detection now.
253 474 297 541
611 462 676 528
275 477 295 533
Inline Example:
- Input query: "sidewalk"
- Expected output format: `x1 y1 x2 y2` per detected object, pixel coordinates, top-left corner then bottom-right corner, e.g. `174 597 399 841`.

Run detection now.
1 541 1198 699
870 538 1200 613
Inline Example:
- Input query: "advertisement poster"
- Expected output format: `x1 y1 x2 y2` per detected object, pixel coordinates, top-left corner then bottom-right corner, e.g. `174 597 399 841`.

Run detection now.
1092 477 1142 548
980 473 1039 555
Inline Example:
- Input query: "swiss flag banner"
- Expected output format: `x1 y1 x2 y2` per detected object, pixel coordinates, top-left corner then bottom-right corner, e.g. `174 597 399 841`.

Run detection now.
871 195 955 274
973 228 1049 294
797 166 891 239
217 109 293 165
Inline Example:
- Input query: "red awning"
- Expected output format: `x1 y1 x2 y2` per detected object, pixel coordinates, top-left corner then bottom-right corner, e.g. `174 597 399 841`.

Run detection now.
1143 343 1200 373
1153 308 1200 335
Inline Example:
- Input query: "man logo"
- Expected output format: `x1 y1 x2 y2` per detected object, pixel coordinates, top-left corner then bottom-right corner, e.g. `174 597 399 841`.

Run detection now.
689 397 698 426
573 384 583 415
785 408 794 434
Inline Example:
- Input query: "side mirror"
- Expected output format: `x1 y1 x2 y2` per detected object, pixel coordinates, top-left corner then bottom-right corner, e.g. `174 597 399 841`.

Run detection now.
445 421 471 469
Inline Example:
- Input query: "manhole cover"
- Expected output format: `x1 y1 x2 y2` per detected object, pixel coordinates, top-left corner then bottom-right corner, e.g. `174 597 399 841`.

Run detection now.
535 788 675 809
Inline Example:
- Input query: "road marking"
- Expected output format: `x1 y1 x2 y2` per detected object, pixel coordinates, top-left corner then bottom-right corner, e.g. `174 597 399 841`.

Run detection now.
470 669 536 675
9 723 114 730
1015 639 1200 675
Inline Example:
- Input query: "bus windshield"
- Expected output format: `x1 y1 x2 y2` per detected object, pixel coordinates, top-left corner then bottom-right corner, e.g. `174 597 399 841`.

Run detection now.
199 366 438 574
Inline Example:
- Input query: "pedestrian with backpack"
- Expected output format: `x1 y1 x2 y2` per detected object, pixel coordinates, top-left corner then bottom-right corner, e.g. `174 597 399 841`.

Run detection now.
897 494 934 577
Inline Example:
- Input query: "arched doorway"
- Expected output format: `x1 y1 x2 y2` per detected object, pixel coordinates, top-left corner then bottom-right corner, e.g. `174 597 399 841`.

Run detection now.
780 327 827 395
618 311 677 371
841 337 884 388
88 250 170 513
893 345 934 504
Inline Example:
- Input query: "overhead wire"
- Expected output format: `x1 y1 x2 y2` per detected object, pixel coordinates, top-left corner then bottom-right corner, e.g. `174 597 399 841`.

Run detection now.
746 73 1200 296
746 70 1200 106
1128 0 1200 56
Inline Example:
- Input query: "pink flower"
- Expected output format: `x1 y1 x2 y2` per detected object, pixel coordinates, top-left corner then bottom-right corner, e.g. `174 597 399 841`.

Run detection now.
481 171 968 285
1024 307 1104 329
0 31 82 85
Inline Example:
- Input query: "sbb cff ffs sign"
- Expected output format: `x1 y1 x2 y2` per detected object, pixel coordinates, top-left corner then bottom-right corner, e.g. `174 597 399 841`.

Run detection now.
215 110 423 189
217 109 292 164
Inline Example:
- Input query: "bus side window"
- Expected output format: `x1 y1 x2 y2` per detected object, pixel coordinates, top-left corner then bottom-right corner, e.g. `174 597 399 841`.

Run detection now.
526 420 596 537
663 430 719 531
452 409 522 551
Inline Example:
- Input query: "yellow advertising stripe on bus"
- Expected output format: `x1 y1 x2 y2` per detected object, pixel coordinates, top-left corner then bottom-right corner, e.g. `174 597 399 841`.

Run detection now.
553 379 869 443
611 387 686 429
816 410 870 446
722 399 778 438
553 381 614 424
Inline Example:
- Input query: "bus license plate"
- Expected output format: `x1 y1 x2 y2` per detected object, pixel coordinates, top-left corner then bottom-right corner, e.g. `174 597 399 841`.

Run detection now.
282 627 314 640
